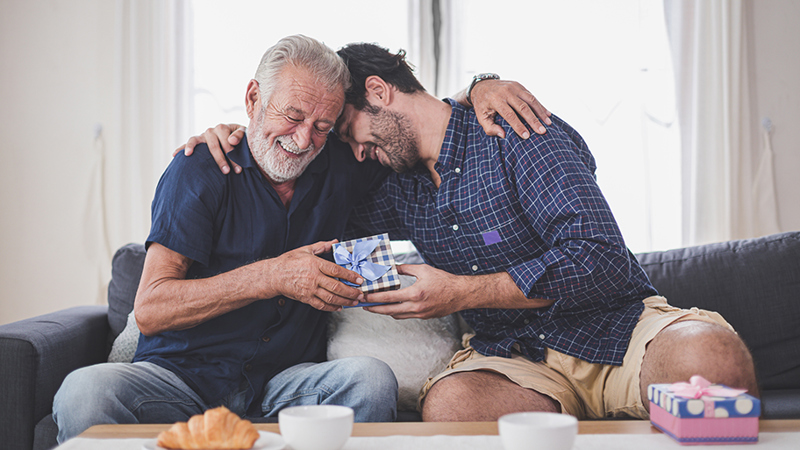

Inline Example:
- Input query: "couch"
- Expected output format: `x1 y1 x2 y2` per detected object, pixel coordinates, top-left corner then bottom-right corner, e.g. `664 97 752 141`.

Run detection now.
2 231 799 450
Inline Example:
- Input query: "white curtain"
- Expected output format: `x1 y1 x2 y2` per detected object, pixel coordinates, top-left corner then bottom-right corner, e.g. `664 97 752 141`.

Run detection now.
664 0 779 246
408 0 461 98
93 0 193 301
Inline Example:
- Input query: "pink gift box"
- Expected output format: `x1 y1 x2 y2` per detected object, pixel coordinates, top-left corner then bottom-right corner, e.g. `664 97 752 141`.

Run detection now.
650 403 758 445
648 379 760 445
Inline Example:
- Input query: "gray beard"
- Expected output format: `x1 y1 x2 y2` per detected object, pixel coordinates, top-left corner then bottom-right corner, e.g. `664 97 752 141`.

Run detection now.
249 118 318 183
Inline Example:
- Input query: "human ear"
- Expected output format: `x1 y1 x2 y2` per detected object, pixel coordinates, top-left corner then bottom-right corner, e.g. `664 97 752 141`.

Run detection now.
245 79 260 119
364 76 393 106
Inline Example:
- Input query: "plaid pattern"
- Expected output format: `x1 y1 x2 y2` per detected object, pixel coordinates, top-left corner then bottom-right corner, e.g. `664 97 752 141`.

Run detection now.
333 233 401 293
346 100 657 366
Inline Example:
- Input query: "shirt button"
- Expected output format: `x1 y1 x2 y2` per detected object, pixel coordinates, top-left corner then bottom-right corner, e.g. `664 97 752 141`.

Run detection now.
261 336 271 343
454 167 461 174
452 224 459 231
539 334 545 340
245 364 253 372
471 265 478 272
277 298 286 307
523 319 530 325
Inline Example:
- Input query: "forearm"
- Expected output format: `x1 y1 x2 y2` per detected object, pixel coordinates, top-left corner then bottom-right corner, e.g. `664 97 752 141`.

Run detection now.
363 265 553 320
457 271 554 310
135 256 280 336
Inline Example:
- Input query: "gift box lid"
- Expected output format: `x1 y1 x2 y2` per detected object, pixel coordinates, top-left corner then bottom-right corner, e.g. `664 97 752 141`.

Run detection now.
648 381 760 419
333 233 400 294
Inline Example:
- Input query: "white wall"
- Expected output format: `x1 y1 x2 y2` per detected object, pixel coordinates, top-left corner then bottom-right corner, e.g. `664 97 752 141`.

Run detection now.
1 0 799 326
0 0 120 325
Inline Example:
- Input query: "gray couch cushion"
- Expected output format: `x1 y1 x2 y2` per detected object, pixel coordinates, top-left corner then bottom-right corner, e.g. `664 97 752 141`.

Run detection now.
107 243 146 343
636 231 800 392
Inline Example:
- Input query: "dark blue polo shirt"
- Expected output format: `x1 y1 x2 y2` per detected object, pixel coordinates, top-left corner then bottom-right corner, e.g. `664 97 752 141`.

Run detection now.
133 135 387 415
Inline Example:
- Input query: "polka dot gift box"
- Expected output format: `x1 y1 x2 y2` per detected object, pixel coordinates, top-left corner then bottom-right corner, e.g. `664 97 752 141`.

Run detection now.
649 375 760 445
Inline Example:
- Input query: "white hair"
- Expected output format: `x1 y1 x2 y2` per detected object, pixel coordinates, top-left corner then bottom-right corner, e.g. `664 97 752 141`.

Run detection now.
254 34 350 106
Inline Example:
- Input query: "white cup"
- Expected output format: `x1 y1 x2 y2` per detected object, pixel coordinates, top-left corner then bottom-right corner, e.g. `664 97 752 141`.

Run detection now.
498 412 578 450
278 405 354 450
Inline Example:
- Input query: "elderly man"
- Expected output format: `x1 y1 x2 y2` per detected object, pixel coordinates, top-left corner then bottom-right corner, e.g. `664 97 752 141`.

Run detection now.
52 35 398 444
198 42 758 423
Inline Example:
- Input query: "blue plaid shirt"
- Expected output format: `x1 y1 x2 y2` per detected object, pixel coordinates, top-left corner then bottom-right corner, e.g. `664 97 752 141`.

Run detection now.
346 99 657 366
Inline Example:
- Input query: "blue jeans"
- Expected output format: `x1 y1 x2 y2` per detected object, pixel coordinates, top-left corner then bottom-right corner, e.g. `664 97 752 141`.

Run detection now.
53 357 398 444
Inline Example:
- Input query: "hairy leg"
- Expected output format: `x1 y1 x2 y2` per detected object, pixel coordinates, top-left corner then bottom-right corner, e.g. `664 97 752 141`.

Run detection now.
421 370 560 422
640 320 758 411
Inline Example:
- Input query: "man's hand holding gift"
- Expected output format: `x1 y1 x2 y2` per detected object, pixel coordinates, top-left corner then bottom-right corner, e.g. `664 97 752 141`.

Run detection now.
361 263 470 320
268 240 366 311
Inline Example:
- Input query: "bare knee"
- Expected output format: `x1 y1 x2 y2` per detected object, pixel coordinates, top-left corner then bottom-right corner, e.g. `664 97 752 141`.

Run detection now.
422 372 481 422
641 320 758 406
422 371 559 422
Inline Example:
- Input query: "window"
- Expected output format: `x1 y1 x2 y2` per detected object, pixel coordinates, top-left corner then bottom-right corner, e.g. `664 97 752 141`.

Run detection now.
450 0 681 252
191 0 410 132
191 0 679 253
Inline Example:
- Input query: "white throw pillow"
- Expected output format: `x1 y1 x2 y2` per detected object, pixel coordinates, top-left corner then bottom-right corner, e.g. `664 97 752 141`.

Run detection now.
108 310 140 363
327 274 466 411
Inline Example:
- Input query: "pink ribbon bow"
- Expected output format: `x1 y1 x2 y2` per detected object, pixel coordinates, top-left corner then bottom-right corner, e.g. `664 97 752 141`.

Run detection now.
670 375 747 399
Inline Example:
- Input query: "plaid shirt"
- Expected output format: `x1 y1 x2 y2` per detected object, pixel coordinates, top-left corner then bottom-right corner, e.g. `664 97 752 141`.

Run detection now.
346 99 657 366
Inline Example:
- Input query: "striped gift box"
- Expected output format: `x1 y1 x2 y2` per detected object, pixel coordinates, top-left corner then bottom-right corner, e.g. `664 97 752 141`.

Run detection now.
333 233 401 294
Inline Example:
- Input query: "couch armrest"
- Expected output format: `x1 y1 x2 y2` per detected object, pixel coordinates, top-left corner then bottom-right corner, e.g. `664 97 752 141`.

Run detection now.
0 305 109 450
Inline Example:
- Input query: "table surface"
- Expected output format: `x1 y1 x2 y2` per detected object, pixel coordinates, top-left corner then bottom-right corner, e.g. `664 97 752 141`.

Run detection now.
80 419 800 439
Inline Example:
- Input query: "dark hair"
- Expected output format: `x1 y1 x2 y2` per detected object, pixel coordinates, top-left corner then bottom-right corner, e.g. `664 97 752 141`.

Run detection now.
337 43 425 110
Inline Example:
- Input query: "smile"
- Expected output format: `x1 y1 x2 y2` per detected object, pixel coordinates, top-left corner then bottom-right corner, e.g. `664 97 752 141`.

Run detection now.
278 140 307 156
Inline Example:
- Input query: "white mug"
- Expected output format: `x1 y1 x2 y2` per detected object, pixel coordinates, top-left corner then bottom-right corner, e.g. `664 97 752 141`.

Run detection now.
498 412 578 450
278 405 354 450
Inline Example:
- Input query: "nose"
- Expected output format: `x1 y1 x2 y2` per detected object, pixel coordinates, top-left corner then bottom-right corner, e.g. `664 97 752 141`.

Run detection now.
293 123 313 150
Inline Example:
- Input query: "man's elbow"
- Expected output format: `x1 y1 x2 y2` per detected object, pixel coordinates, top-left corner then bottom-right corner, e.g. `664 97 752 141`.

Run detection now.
133 296 161 337
135 317 159 337
136 323 159 337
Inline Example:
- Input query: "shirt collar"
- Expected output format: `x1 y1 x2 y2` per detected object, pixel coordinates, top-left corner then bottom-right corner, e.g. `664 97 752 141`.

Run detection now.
435 98 469 174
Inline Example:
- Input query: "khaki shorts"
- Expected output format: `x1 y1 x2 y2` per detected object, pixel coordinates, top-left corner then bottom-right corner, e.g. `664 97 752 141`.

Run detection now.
419 296 734 419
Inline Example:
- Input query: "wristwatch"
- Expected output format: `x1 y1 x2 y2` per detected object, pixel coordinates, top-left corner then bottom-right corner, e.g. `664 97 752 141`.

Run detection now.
466 73 500 105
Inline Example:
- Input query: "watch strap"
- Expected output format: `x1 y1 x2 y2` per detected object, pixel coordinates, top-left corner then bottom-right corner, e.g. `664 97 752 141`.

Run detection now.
466 73 500 105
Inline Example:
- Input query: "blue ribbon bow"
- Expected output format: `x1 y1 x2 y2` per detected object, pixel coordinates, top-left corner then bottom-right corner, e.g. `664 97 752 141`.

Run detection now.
333 238 391 286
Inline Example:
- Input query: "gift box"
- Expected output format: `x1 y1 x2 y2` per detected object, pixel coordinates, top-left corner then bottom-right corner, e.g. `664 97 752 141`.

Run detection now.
649 375 760 445
333 233 401 300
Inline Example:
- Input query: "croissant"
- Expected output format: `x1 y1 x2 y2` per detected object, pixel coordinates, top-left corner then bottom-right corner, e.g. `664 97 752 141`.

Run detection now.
157 406 260 449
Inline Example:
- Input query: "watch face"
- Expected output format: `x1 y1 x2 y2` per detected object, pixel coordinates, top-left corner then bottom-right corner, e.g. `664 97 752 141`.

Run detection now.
475 73 500 81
